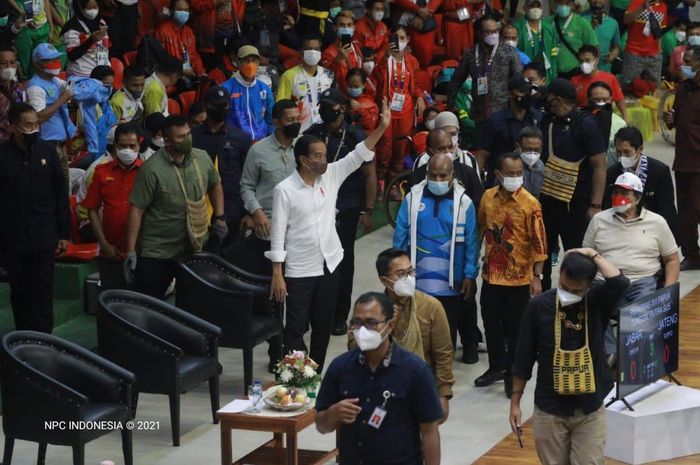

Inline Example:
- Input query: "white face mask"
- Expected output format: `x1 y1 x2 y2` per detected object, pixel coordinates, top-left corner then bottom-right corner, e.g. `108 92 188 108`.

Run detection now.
152 136 165 148
557 288 583 307
363 60 375 74
425 119 435 130
398 40 408 52
84 8 99 19
580 61 596 75
527 7 543 20
612 203 632 214
676 30 687 43
520 150 541 167
619 154 639 170
391 274 415 297
450 134 459 149
46 68 61 76
116 148 138 166
484 33 499 47
505 39 518 48
303 50 322 66
0 67 16 81
502 175 523 192
371 10 384 22
689 35 700 46
353 326 386 352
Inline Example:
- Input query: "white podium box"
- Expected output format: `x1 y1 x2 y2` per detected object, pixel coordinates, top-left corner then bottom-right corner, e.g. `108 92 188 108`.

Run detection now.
604 380 700 464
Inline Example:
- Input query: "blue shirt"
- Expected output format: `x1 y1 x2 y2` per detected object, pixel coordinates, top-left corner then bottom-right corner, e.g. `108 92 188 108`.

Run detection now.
315 344 444 465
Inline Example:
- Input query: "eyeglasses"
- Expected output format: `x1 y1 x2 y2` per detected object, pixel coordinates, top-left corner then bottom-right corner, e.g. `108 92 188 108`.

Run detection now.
386 268 415 280
348 318 387 330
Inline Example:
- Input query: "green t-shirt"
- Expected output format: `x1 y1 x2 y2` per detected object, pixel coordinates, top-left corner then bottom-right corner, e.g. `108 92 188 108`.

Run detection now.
514 17 558 82
552 14 599 73
583 15 621 73
130 148 220 259
611 0 632 10
660 30 679 67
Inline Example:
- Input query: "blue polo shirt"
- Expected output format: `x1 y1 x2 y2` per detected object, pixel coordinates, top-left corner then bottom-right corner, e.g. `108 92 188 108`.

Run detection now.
315 344 444 465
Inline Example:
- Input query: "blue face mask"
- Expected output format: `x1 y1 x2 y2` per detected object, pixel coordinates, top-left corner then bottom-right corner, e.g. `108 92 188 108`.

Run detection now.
173 10 189 25
555 4 571 18
0 16 9 27
427 179 451 196
338 26 354 37
681 65 697 79
330 6 341 18
347 86 363 97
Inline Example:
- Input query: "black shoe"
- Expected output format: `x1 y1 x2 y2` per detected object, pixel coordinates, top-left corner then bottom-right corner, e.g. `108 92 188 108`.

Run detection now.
461 349 479 364
680 258 700 271
331 323 348 336
504 373 513 399
474 369 505 387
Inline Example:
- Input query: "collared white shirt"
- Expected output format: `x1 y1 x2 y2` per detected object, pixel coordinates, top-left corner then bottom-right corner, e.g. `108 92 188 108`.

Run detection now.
265 142 374 278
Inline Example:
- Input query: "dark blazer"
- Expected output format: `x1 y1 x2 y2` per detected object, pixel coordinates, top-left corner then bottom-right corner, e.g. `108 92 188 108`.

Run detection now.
603 156 681 244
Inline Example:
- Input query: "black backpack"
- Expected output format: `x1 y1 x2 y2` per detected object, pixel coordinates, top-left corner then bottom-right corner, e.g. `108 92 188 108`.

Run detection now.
137 35 168 77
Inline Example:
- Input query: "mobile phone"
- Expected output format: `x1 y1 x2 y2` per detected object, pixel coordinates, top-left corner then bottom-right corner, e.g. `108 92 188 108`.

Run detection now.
23 1 34 21
516 427 524 448
341 34 352 46
389 33 399 50
100 24 109 33
67 80 73 90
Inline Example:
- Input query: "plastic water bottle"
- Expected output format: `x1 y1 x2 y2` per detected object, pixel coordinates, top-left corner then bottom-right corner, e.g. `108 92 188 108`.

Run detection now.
253 380 263 412
423 91 435 105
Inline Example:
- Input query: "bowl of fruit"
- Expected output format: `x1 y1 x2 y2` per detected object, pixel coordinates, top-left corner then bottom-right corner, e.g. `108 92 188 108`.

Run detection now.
264 386 311 411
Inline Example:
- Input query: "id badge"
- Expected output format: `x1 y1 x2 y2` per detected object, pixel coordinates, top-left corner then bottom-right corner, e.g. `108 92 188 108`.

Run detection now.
477 76 488 96
390 92 406 112
96 46 109 66
457 7 470 21
543 53 551 70
162 6 170 17
368 406 387 429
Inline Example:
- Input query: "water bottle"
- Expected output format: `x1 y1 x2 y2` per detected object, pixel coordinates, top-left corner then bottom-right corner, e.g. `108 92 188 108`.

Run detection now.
253 379 263 412
423 91 435 106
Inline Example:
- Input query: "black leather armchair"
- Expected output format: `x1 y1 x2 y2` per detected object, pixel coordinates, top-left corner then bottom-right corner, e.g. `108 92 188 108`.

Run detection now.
97 290 221 447
0 330 135 465
175 252 283 393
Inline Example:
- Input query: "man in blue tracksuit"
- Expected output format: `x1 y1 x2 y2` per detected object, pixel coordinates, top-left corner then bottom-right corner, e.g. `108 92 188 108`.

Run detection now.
393 153 480 351
222 45 274 142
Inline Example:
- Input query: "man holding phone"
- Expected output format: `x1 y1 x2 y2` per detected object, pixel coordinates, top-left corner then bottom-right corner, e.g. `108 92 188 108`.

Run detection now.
321 10 363 93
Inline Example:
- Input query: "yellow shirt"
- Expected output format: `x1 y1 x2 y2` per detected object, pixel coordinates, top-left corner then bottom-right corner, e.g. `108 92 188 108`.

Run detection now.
478 186 548 286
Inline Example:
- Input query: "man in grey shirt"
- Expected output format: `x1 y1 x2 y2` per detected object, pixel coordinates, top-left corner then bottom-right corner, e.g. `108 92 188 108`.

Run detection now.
232 99 300 275
516 126 545 198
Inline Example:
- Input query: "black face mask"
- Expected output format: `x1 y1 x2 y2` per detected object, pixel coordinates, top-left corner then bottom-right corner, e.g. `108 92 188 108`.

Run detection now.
19 130 38 147
208 106 228 123
588 101 612 112
319 104 341 124
513 94 531 109
281 122 301 139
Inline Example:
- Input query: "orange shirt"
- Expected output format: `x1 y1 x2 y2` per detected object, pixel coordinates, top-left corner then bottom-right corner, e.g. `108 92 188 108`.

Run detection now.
625 0 667 56
571 70 624 107
478 186 548 286
155 21 206 75
82 159 143 255
354 16 389 62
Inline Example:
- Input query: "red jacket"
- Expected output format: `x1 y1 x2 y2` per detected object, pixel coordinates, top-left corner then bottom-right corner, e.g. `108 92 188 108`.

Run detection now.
371 52 423 119
322 41 363 92
155 21 206 75
354 16 388 63
350 93 379 134
190 0 245 55
396 0 443 31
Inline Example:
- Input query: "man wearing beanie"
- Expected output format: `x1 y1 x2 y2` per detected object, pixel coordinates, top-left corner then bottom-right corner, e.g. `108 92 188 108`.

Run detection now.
539 78 607 290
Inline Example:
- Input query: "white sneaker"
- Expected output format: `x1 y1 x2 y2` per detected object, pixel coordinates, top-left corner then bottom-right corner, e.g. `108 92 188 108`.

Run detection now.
477 342 487 353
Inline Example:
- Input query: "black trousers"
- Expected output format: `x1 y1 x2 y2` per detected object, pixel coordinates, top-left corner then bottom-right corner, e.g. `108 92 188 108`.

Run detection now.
480 282 530 373
436 294 467 353
135 257 177 299
108 4 138 58
98 257 129 291
284 266 339 371
5 249 55 333
541 196 591 290
333 207 361 328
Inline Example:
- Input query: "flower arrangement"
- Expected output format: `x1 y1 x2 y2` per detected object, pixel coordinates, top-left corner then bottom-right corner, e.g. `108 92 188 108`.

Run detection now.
274 350 321 390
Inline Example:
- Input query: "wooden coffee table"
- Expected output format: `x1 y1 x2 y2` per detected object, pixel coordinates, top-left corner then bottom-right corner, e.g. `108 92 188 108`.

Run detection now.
218 406 338 465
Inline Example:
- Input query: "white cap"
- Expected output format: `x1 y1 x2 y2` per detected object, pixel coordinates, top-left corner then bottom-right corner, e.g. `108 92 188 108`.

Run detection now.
614 172 643 193
434 111 459 130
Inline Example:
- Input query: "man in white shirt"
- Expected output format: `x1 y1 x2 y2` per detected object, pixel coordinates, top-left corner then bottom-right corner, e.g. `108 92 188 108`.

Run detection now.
267 99 390 369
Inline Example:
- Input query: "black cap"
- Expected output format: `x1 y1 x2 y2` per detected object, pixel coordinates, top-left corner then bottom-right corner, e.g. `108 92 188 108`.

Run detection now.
204 86 231 106
548 78 577 102
145 112 167 134
320 88 348 106
508 75 532 93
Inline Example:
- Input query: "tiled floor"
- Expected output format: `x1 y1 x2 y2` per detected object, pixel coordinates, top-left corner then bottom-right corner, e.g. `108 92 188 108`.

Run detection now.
3 136 700 465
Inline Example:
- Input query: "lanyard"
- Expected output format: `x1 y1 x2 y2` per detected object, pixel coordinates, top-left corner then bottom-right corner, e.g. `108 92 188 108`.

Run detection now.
388 56 407 93
475 44 498 75
326 128 346 162
559 14 573 31
525 21 545 54
302 70 322 105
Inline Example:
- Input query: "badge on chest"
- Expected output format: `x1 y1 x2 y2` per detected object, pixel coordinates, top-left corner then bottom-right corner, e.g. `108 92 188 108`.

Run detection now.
368 390 393 430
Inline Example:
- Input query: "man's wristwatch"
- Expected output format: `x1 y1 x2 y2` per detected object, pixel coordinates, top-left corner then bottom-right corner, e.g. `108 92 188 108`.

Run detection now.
534 273 544 280
213 214 227 222
590 203 602 209
360 207 374 216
